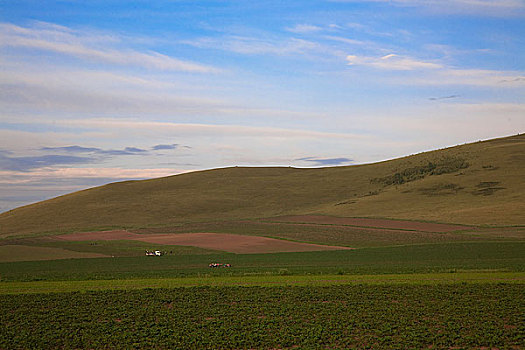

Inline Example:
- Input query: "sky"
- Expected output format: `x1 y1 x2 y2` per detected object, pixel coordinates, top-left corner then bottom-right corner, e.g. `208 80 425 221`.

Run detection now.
0 0 524 212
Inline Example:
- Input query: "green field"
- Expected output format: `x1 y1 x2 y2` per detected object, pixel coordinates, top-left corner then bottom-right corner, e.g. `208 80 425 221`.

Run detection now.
1 242 523 282
0 135 523 349
132 219 524 247
1 284 523 349
0 245 108 262
1 242 523 349
2 216 523 263
0 239 220 259
0 272 523 294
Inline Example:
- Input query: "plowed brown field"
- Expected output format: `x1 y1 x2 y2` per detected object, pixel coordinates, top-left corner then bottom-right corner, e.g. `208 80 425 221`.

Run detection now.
56 231 353 254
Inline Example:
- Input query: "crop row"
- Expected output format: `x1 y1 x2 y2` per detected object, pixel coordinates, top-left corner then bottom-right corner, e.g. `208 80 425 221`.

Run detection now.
1 283 523 349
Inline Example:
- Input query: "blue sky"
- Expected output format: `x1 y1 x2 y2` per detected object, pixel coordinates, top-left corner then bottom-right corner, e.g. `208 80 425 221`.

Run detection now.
1 0 524 212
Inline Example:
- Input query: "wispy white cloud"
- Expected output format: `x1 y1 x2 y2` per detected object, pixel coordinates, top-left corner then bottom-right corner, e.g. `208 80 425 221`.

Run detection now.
344 52 524 87
346 53 443 70
185 35 321 56
0 59 329 120
60 119 368 141
322 35 366 46
443 102 525 115
0 80 231 116
424 43 494 59
0 22 219 73
296 157 353 166
393 68 525 87
0 66 179 93
0 167 187 183
438 69 525 87
286 24 324 34
0 81 325 120
0 153 94 171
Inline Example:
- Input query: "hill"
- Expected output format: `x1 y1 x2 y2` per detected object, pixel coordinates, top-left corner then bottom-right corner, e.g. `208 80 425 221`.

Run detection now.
1 134 523 238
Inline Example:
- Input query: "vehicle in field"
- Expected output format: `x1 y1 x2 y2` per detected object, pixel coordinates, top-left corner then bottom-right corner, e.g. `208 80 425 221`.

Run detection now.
208 263 231 268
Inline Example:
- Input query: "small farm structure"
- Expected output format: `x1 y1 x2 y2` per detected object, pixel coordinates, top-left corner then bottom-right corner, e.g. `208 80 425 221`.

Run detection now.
145 250 162 256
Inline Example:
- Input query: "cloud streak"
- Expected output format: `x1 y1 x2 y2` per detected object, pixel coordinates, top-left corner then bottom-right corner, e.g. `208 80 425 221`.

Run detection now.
0 22 219 73
184 35 322 56
41 145 149 156
397 69 525 87
344 53 524 87
0 143 184 173
152 144 179 150
346 54 443 70
0 167 187 182
286 24 324 34
296 157 353 166
0 153 94 171
429 95 461 101
60 119 367 141
0 67 325 120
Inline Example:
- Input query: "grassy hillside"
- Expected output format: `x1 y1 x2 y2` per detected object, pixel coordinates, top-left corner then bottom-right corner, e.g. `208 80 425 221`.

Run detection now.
1 134 523 237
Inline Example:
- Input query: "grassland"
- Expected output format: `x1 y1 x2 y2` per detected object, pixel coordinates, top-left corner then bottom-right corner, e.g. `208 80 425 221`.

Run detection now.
133 218 524 248
0 245 108 262
0 242 523 282
0 135 523 349
0 239 220 259
1 284 523 349
1 216 522 265
1 272 523 294
1 134 523 238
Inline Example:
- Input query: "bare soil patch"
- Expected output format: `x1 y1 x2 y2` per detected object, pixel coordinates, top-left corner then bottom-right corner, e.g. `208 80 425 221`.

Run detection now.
267 215 472 232
135 233 352 254
56 231 352 254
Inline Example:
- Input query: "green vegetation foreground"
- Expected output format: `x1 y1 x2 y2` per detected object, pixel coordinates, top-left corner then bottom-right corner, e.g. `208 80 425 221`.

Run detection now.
0 271 523 294
1 284 522 349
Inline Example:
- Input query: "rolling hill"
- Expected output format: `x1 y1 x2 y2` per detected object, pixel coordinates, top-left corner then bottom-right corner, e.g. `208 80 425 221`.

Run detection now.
1 134 523 238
